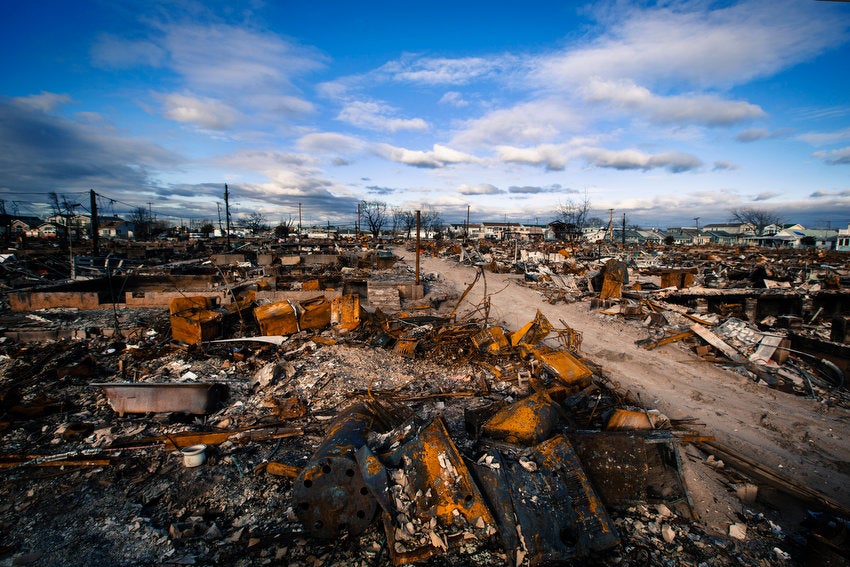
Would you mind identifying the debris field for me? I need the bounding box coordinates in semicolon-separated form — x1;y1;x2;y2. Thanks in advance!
1;238;849;567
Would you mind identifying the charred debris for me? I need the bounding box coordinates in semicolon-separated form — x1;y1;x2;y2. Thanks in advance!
1;237;849;566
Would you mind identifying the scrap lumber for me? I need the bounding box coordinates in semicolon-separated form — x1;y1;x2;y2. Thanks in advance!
689;324;742;362
640;330;695;350
262;461;300;478
109;424;303;449
697;440;850;519
0;456;114;469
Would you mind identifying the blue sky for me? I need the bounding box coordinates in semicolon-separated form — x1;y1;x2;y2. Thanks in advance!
2;0;850;230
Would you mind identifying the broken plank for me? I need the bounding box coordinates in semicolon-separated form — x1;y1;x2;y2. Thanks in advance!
0;457;114;469
689;324;743;362
109;424;304;449
641;330;694;350
264;461;300;478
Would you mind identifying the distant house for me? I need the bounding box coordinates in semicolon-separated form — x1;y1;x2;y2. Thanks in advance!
702;222;755;235
837;224;850;252
9;216;42;239
705;230;747;246
47;213;91;239
662;229;696;245
582;227;608;243
636;229;665;245
752;227;837;249
468;222;524;241
35;223;60;239
98;217;134;239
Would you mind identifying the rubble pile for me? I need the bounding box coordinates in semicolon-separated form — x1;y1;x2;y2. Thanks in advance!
1;239;849;566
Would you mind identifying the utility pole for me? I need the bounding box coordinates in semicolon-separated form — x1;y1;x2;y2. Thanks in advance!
298;203;302;253
356;203;360;239
608;208;614;243
90;189;99;256
224;184;231;249
465;204;470;241
415;210;421;285
621;213;626;247
217;203;223;233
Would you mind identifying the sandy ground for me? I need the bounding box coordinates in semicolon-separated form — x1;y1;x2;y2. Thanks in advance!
396;247;850;534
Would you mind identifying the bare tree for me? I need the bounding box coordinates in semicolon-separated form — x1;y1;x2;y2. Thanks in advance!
391;206;405;236
360;200;388;239
557;193;592;242
274;218;295;239
730;208;782;236
241;211;267;235
128;207;151;240
401;211;417;239
422;207;443;238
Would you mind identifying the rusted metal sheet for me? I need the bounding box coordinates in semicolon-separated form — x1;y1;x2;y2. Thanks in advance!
599;259;628;300
511;310;553;347
168;295;219;315
569;431;693;516
331;294;361;331
293;403;382;539
529;345;593;388
471;326;511;355
474;435;619;564
169;296;223;345
480;390;564;445
254;300;300;335
660;270;695;289
93;382;228;416
381;417;497;565
170;310;222;345
299;296;331;330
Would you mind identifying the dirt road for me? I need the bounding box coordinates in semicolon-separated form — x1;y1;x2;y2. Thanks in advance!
397;247;850;528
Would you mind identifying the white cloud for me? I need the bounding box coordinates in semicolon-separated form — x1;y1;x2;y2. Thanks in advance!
439;91;469;108
735;128;771;143
163;24;325;93
508;185;564;195
579;148;702;173
811;189;850;198
377;143;480;168
379;54;508;85
813;146;850;165
451;100;581;148
13;92;72;113
161;93;238;130
532;1;848;90
297;132;366;154
735;128;792;143
753;192;781;201
458;183;503;195
713;161;737;171
245;94;315;118
584;78;765;126
91;34;166;68
338;101;429;133
798;127;850;147
496;144;568;171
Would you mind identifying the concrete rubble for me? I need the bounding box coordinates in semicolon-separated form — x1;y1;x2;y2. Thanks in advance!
1;236;849;566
